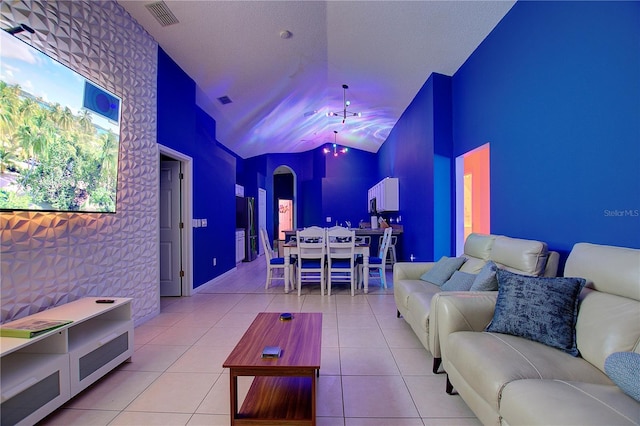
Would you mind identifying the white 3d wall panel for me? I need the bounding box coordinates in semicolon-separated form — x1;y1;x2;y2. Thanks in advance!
0;0;160;324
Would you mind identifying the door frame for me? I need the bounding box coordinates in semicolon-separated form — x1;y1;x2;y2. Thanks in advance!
158;144;193;296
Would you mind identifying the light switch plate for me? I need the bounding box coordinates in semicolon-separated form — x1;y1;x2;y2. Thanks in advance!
326;217;331;223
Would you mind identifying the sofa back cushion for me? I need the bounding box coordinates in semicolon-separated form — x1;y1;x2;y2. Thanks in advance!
490;236;549;276
565;243;640;301
565;243;640;372
459;233;496;274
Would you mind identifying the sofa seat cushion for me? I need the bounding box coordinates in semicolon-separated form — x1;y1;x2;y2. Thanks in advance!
406;290;440;331
447;331;612;412
394;279;439;310
500;379;640;426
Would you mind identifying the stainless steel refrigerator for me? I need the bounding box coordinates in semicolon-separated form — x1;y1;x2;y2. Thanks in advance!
236;196;257;262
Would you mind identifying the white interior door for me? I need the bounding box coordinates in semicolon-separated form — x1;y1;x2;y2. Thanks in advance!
258;188;266;255
159;160;182;296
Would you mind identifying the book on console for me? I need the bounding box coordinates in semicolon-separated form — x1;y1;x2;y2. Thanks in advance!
261;345;281;358
0;318;73;338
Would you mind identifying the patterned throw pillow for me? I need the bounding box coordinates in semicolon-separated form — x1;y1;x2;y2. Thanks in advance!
605;352;640;402
441;271;476;291
486;269;586;356
470;260;499;291
419;256;467;286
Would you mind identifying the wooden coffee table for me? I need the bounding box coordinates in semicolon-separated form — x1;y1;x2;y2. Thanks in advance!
223;312;322;425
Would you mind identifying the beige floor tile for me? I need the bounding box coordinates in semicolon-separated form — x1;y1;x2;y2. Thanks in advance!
66;370;160;410
38;408;119;425
342;375;419;418
133;324;169;344
301;294;338;312
120;344;189;372
110;411;192;425
196;373;252;415
320;346;342;375
173;311;226;328
187;413;230;426
167;346;233;373
382;326;425;349
147;326;210;346
322;325;340;348
378;314;412;330
340;346;400;375
317;375;344;417
216;312;262;329
404;375;477;418
194;326;247;347
422;418;482;426
231;294;276;313
339;326;387;348
390;347;434;376
318;417;346;426
346;418;424;426
125;372;216;413
143;311;188;327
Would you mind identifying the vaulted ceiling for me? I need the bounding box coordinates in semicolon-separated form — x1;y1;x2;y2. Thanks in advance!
118;1;515;159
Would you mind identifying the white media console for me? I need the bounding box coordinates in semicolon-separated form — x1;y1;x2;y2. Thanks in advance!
0;297;134;426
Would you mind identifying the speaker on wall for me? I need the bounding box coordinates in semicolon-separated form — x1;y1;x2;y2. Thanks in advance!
83;80;120;123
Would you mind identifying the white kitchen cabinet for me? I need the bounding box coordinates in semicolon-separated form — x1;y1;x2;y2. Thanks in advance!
236;229;245;263
368;177;399;212
0;298;133;426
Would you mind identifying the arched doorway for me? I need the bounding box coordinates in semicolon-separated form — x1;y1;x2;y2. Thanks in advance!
273;165;296;243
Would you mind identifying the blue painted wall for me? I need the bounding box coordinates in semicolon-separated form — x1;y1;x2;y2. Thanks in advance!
158;48;236;288
451;1;640;260
377;73;453;262
242;147;377;244
158;1;639;286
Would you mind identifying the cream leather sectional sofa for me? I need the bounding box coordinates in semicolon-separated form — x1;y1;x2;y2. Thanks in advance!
393;233;559;373
438;242;640;425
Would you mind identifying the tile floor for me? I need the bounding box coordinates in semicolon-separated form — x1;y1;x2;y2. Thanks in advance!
39;258;480;426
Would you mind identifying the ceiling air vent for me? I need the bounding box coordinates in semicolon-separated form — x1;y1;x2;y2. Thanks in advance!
217;96;233;105
145;1;179;27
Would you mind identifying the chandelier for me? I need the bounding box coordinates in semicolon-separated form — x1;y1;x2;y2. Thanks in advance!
327;84;362;124
324;131;348;156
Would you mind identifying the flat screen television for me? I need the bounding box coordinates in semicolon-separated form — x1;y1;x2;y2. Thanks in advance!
0;29;122;213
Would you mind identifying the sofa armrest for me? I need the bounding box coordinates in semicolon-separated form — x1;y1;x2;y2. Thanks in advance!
393;262;435;281
436;292;498;365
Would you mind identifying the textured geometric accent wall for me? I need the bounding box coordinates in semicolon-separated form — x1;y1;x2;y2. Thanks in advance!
0;0;160;324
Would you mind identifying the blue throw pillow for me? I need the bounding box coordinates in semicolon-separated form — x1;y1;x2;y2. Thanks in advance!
441;271;476;291
604;352;640;402
486;269;586;356
419;256;467;286
470;261;499;291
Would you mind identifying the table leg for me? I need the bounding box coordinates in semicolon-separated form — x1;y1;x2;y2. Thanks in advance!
284;254;290;293
363;256;370;294
229;371;238;424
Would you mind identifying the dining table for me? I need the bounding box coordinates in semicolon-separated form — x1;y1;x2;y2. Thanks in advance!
282;241;371;294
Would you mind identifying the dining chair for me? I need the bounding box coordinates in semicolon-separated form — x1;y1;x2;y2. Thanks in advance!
378;234;398;268
296;227;327;296
362;227;393;289
326;226;357;296
259;228;295;290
